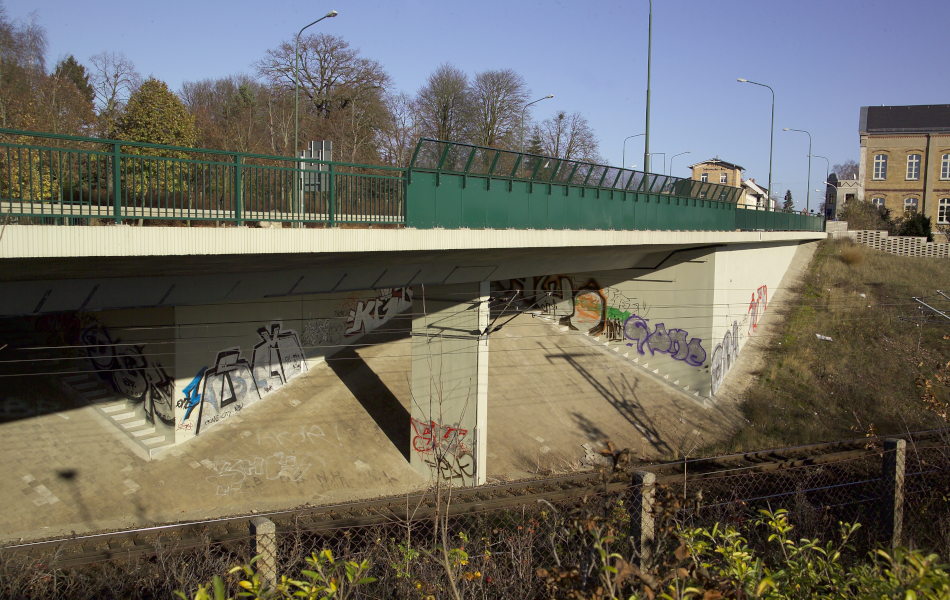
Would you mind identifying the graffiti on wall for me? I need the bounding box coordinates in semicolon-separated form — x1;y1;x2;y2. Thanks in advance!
748;285;768;336
178;322;308;436
344;288;412;337
494;276;705;366
622;316;707;366
710;321;739;395
302;317;343;348
411;417;475;484
710;285;768;395
80;326;175;425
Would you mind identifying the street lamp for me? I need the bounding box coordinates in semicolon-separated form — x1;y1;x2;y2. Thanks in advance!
294;10;338;158
643;0;653;173
622;133;645;173
669;151;690;177
737;78;775;201
520;94;553;176
783;128;812;213
810;153;830;218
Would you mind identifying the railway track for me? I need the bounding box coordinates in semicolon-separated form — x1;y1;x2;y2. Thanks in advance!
3;428;947;569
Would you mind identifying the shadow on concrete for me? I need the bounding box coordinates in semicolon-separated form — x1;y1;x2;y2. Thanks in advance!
547;352;673;456
326;323;412;461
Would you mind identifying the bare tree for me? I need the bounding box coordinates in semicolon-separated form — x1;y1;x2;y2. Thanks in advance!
536;111;601;162
0;6;49;128
378;91;420;167
467;68;528;148
89;51;141;117
257;33;389;120
415;63;469;142
182;74;264;153
832;159;859;180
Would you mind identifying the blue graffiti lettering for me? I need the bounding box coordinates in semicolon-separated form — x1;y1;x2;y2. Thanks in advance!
180;367;207;420
623;315;706;367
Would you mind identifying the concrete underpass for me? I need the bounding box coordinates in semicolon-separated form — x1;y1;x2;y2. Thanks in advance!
0;224;821;542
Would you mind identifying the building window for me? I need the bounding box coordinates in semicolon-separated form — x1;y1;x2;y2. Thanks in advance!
873;154;887;180
906;154;921;180
904;198;918;214
939;198;950;225
720;172;727;183
701;173;708;183
872;197;885;208
942;154;950;180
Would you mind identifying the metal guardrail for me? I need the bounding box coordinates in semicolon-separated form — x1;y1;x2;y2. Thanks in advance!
0;128;406;226
408;138;744;203
0;128;823;233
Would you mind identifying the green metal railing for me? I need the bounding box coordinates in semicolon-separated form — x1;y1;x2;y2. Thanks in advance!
406;138;823;232
0;129;823;233
0;128;406;226
408;138;744;203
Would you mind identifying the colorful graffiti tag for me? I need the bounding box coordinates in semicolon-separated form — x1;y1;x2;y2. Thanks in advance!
178;322;308;436
80;326;175;425
344;288;413;337
410;417;475;484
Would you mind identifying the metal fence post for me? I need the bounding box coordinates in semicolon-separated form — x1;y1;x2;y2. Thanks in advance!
882;438;906;548
249;516;277;588
112;142;122;224
233;154;243;226
328;162;336;227
631;471;656;569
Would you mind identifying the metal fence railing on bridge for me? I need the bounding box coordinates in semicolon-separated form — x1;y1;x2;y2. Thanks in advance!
408;138;744;203
0;128;406;227
407;138;823;232
0;128;823;233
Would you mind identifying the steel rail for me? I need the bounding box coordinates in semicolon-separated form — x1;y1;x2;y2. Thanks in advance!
4;428;946;568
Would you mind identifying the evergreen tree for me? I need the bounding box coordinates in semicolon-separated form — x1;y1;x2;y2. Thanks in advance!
783;189;794;211
116;77;196;155
54;55;94;105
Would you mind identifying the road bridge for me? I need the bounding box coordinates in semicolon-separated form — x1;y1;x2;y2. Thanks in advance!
0;129;823;500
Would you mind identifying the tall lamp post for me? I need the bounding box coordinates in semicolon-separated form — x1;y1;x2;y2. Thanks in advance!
783;128;812;213
622;133;645;170
737;78;775;201
520;94;553;176
643;0;652;173
294;10;338;158
669;150;690;176
521;95;554;154
810;153;830;216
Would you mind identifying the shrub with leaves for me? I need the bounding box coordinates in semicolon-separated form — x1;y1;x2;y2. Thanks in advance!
175;550;375;600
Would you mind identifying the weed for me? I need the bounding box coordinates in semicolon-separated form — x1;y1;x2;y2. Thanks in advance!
721;238;950;453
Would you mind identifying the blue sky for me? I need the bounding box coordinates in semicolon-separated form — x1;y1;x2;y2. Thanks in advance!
13;0;950;211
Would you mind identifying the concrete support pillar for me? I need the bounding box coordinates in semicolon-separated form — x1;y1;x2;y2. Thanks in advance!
249;516;277;588
631;471;656;569
410;282;490;486
882;438;906;548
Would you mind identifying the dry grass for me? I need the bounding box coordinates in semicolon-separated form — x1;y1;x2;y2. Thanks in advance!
720;239;950;453
837;243;865;266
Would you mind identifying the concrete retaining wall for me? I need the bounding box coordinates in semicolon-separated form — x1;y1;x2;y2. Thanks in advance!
493;241;802;398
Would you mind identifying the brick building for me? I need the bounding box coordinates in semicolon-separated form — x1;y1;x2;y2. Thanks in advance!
858;104;950;238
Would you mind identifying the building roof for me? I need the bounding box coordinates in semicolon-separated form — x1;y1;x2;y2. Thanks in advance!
860;104;950;133
687;158;745;171
742;179;767;195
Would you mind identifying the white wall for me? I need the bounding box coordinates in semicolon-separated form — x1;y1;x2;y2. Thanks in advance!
172;288;413;441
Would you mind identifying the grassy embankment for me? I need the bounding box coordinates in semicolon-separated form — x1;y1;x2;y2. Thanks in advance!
725;238;950;452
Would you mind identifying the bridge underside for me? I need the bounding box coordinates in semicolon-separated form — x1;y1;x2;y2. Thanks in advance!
0;225;821;316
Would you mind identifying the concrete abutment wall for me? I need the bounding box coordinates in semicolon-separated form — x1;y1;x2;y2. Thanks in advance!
19;239;809;461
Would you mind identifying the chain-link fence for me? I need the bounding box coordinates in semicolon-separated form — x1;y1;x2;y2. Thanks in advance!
2;442;948;599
